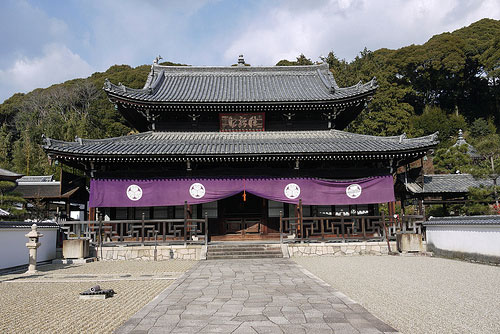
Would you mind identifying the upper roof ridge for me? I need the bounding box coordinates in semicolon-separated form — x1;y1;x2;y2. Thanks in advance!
151;62;329;72
103;61;378;104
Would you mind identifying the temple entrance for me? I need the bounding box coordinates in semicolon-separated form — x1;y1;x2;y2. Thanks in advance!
215;192;269;239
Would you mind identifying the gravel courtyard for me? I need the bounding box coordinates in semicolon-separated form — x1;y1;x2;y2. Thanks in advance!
0;260;196;334
294;256;500;334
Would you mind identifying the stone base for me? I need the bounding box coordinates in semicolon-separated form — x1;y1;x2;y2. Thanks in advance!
63;239;90;259
427;243;500;265
52;257;96;265
200;245;207;260
392;251;433;257
397;233;424;252
281;244;290;258
95;245;202;261
79;294;108;300
288;241;403;257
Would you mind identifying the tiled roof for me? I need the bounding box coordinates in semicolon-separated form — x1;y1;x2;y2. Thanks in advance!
424;215;500;226
104;63;377;103
402;174;497;194
0;168;23;181
0;221;59;229
43;130;438;158
422;174;495;193
14;182;61;198
17;175;54;183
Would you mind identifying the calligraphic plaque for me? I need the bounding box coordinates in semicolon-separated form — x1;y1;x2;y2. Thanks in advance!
219;113;265;132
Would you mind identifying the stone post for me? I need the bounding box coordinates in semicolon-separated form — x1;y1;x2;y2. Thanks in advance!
25;224;43;274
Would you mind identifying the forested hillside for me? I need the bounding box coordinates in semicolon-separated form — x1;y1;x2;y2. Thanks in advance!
0;18;499;178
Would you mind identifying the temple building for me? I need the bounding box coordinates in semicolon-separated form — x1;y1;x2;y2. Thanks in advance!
42;57;438;241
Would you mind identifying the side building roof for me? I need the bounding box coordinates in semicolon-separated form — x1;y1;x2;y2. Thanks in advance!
0;221;59;229
43;130;438;162
0;168;23;181
424;215;500;226
402;173;497;194
104;63;377;104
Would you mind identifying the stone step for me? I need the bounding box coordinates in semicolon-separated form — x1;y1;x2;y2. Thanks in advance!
208;254;283;260
207;243;283;259
207;247;280;252
209;244;280;248
207;250;282;256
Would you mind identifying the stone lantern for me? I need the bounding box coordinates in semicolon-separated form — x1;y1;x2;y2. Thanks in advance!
25;224;43;274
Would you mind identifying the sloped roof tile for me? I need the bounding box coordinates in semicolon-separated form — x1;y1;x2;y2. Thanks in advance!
424;215;500;226
104;64;377;103
43;130;438;157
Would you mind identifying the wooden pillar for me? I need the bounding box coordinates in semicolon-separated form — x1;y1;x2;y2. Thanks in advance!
89;207;96;221
262;198;268;235
388;201;396;224
65;200;71;218
45;201;50;219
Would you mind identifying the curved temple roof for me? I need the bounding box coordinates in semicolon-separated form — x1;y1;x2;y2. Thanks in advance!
43;130;438;161
103;63;377;104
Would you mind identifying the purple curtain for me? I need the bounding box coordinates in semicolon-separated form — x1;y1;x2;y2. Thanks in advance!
89;176;394;207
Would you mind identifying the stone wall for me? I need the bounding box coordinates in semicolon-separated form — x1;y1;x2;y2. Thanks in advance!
94;245;202;261
287;241;398;257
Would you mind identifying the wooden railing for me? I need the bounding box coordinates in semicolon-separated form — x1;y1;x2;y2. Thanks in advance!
57;213;208;246
279;208;424;243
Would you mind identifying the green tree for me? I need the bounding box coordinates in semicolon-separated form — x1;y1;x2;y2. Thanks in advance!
276;54;314;66
471;134;500;206
433;145;472;174
0;124;13;169
464;185;499;215
409;106;467;145
0;181;26;218
469;118;496;138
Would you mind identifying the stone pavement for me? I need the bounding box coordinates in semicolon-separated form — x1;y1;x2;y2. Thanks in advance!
115;259;398;333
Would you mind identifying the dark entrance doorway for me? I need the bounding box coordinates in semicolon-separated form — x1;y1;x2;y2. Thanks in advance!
217;192;267;236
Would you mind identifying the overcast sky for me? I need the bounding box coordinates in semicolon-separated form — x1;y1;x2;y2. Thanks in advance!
0;0;499;103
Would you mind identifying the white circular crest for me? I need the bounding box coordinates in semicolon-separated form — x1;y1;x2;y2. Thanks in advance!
284;183;301;199
126;184;143;201
346;184;362;199
189;183;206;199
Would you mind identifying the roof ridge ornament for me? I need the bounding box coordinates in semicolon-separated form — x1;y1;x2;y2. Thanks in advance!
399;133;407;143
118;82;126;93
237;55;245;66
103;78;111;90
41;134;51;146
153;55;163;65
370;76;377;88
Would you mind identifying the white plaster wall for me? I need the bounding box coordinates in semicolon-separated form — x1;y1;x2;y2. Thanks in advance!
0;228;58;269
426;225;500;257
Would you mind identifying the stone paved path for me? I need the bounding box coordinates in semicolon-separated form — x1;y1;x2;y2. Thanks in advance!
115;259;398;334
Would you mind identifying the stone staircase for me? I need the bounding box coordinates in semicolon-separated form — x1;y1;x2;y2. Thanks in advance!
207;243;283;260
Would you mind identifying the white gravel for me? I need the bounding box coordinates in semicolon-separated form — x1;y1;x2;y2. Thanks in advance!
0;260;196;334
294;256;500;334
